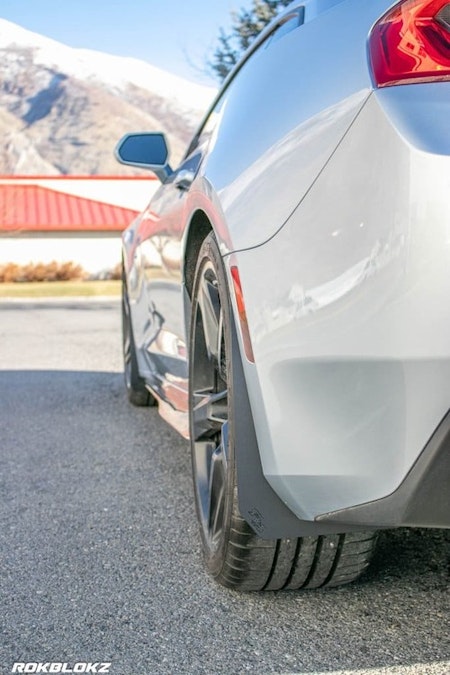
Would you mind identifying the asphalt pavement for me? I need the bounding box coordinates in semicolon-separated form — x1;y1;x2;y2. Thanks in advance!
0;299;449;675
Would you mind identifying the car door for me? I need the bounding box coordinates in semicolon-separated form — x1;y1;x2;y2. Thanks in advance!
129;153;202;412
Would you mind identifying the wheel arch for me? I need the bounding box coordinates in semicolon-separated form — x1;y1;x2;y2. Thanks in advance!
183;209;214;299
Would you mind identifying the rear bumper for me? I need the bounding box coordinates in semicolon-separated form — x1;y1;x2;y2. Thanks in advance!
317;409;450;530
233;351;450;537
227;86;450;530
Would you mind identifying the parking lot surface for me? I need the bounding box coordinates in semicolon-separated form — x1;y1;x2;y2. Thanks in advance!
0;300;449;675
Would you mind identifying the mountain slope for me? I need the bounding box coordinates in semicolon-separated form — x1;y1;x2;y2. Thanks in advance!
0;19;216;175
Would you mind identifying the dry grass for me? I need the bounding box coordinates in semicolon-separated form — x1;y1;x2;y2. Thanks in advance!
0;280;121;298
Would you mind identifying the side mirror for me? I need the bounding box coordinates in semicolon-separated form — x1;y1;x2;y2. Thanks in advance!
115;132;173;182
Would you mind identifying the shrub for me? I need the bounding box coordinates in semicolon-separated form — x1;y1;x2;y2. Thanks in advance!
0;261;86;283
0;263;21;283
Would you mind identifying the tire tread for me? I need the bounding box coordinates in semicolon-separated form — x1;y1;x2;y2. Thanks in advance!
216;519;378;591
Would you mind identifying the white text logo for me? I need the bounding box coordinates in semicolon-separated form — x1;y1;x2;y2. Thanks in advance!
12;664;112;674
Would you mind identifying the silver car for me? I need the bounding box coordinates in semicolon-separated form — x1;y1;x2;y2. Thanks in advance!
115;0;450;590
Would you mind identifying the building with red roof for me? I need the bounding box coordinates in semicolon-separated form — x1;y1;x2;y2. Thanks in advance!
0;176;158;275
0;183;139;232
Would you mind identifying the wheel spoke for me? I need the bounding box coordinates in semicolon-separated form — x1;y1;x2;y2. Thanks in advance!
192;388;227;441
217;310;227;383
122;290;132;380
123;320;131;359
194;440;216;497
123;335;130;359
208;445;226;542
204;423;229;544
198;272;221;364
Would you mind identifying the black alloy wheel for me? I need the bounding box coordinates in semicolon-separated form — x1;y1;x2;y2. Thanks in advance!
190;246;229;560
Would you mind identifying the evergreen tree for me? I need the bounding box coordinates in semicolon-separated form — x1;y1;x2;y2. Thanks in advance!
210;0;293;82
211;29;241;83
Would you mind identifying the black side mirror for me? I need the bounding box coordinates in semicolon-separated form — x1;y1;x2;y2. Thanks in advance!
115;132;173;182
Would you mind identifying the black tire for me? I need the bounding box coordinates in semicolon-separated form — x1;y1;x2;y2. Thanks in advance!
189;233;378;590
122;274;156;407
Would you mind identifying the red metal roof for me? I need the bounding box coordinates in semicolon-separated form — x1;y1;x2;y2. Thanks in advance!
0;175;155;181
0;184;139;232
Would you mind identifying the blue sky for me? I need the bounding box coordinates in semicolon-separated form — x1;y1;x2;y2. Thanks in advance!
0;0;240;85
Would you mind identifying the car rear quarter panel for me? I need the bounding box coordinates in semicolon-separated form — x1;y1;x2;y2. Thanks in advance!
201;0;392;254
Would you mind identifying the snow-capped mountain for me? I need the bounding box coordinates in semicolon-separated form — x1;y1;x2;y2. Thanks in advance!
0;18;216;175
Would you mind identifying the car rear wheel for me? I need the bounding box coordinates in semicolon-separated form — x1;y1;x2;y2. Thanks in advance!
122;273;155;407
189;233;378;590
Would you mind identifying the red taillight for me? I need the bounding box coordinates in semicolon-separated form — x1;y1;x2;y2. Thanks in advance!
369;0;450;87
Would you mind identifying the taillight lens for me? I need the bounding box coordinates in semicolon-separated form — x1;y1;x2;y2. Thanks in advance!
370;0;450;87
